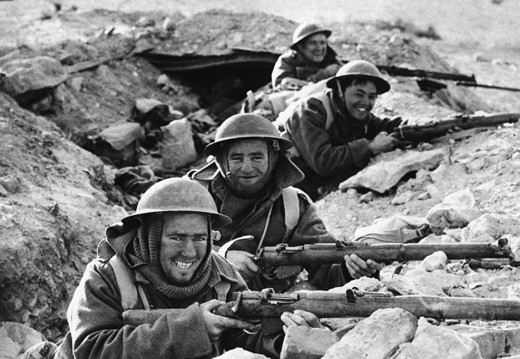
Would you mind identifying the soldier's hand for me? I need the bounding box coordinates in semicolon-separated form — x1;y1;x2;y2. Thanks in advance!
344;254;383;279
368;131;404;155
200;300;256;342
281;309;322;333
226;250;260;280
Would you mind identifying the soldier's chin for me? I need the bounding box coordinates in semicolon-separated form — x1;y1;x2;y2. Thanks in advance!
229;178;266;198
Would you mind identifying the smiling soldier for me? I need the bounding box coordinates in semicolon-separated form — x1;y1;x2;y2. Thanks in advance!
271;22;343;90
29;177;325;359
189;113;382;293
277;59;405;200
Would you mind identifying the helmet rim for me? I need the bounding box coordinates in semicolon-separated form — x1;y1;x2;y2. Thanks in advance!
121;178;231;228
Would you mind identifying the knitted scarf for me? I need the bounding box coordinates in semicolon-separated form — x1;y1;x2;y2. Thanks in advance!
132;214;216;299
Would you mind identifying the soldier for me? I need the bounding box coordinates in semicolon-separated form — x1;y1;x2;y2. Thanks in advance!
271;22;343;90
189;113;382;293
277;59;405;200
25;178;321;359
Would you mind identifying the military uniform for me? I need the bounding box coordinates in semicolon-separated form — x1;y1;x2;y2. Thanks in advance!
53;222;283;359
271;47;341;88
190;156;351;292
282;89;400;199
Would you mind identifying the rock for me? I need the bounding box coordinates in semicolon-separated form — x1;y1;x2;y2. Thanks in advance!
506;283;520;299
280;326;339;359
463;269;489;287
419;234;457;243
426;203;482;231
452;325;520;359
386;268;464;296
392;317;482;358
93;122;144;168
359;191;376;203
322;308;417;359
444;228;463;241
339;149;446;194
464;156;490;173
0;56;68;105
134;98;165;114
162;17;176;32
69;76;84;92
443;188;476;208
329;277;385;293
460;213;503;243
448;287;477;297
419;251;447;272
0;175;21;194
0;322;46;359
391;190;417;205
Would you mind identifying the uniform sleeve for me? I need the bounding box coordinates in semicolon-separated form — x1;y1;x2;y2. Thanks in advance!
288;195;336;246
272;52;298;88
285;99;372;177
67;260;213;359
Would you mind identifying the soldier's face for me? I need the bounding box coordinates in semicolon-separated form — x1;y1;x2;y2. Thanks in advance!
298;33;328;63
159;213;209;284
343;80;378;122
225;139;271;195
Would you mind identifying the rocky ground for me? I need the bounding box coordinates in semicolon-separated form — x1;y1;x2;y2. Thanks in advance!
0;1;520;358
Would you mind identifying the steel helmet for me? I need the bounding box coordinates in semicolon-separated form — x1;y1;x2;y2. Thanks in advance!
204;113;293;157
123;177;231;228
326;59;391;94
291;23;332;50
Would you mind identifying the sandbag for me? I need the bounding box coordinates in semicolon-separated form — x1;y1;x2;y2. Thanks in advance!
158;118;198;171
354;215;432;244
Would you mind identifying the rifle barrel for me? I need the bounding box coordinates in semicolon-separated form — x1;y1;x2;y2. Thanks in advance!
259;242;511;267
456;81;520;92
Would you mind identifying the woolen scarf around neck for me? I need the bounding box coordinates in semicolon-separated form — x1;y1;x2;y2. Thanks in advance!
131;214;215;299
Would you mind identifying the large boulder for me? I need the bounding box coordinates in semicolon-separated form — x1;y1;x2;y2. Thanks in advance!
392;317;482;358
322;308;417;359
339;149;446;194
0;56;68;105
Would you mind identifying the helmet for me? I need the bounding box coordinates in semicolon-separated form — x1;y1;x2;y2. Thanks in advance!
123;178;231;228
204;113;293;157
291;23;332;50
326;60;391;94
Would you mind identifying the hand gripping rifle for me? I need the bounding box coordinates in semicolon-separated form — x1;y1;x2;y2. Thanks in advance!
253;238;514;268
390;112;520;144
123;287;520;328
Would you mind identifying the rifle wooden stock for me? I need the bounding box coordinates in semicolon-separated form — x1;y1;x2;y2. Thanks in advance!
256;241;511;267
123;289;520;324
391;112;520;143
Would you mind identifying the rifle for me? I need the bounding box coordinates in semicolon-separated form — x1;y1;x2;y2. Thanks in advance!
253;239;514;268
376;65;476;83
391;112;520;144
123;287;520;325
